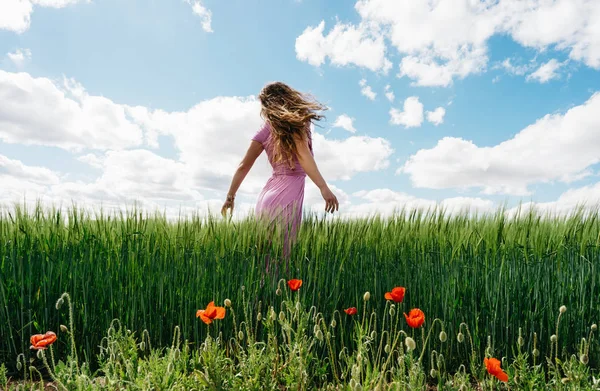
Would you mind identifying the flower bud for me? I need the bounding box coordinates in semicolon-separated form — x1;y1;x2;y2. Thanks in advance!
331;319;337;328
457;332;464;343
430;369;438;377
580;354;589;365
518;336;524;347
241;285;245;292
60;324;68;333
370;330;377;339
279;311;286;322
295;301;301;312
532;348;540;357
276;288;282;296
551;335;558;343
405;337;416;351
559;305;567;314
389;307;396;317
316;330;324;341
55;297;64;310
270;309;276;321
238;331;244;341
314;325;320;335
224;299;231;307
439;331;447;342
257;312;262;321
327;331;331;340
37;349;43;359
349;379;356;389
140;341;146;351
384;344;390;354
16;361;22;371
363;292;370;302
591;324;597;332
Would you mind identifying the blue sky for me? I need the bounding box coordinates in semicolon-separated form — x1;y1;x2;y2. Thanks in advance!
1;0;600;218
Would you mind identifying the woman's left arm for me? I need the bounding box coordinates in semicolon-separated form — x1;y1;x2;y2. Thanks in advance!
221;140;264;216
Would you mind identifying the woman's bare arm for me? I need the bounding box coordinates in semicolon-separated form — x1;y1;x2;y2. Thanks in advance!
221;140;264;216
294;134;339;212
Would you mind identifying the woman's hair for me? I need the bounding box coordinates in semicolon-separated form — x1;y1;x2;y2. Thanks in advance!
258;81;327;169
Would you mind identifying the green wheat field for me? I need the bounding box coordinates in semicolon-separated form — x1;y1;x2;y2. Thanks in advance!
1;202;599;390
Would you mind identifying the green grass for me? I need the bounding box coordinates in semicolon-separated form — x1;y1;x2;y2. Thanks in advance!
1;201;599;379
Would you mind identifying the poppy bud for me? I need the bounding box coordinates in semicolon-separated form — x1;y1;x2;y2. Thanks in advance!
238;331;244;341
439;331;447;342
354;383;363;391
457;332;464;343
405;337;416;351
389;307;396;317
580;354;589;365
551;335;558;343
559;305;567;314
349;379;356;388
592;324;597;332
561;378;569;384
140;341;145;351
276;288;282;296
37;349;43;359
257;313;262;321
295;301;301;312
370;330;377;339
55;298;64;310
270;309;276;321
314;325;319;335
363;292;371;302
430;369;437;377
331;319;337;328
241;285;245;292
60;325;68;333
384;344;390;354
16;361;22;371
532;348;540;357
224;299;231;308
327;332;331;339
315;330;324;341
518;336;524;347
279;311;285;322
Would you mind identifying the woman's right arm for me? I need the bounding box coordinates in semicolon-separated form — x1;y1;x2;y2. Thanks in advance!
293;133;339;213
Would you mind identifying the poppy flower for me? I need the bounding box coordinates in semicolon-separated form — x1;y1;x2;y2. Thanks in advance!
30;331;57;350
344;307;357;316
196;301;226;325
287;279;302;291
404;308;425;328
384;287;406;303
484;357;508;382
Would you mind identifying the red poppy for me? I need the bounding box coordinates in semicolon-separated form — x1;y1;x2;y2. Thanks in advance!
30;331;57;350
287;279;302;291
344;307;357;316
404;308;425;328
196;301;226;325
484;357;509;382
384;287;406;303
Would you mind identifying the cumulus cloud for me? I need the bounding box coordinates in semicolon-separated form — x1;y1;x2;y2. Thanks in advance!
0;0;86;33
332;114;356;133
7;48;31;67
296;0;600;86
359;79;377;100
426;107;446;126
295;21;392;73
526;59;564;83
390;96;424;128
187;0;213;32
384;84;394;102
399;92;600;195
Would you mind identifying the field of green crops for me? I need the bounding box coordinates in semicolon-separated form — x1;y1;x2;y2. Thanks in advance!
1;202;600;387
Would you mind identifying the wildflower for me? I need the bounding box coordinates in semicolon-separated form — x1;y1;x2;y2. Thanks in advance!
276;288;282;296
405;337;416;351
344;307;358;316
384;287;405;303
30;331;57;350
224;299;231;308
196;301;226;325
457;332;465;343
559;305;567;314
439;331;447;342
404;308;425;328
363;291;371;302
484;357;508;382
287;279;302;291
551;334;557;343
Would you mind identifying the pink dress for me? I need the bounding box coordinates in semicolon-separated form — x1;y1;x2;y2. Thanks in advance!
251;122;313;260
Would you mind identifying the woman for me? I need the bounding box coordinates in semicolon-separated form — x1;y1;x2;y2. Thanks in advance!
220;81;339;271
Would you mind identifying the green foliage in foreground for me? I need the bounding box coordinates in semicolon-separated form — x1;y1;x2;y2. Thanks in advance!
3;292;600;390
1;202;600;374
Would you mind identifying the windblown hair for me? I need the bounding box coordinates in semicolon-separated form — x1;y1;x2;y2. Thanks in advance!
258;82;327;169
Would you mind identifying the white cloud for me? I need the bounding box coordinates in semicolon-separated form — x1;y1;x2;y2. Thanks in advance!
497;57;534;76
296;0;600;86
295;21;392;73
359;78;377;100
332;114;356;133
399;92;600;195
7;48;31;67
0;70;145;151
384;84;394;102
0;0;86;33
187;0;213;33
526;59;564;83
77;153;104;169
426;107;446;126
390;96;424;128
